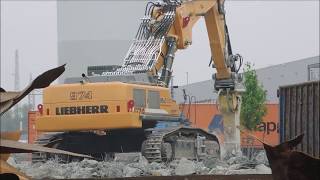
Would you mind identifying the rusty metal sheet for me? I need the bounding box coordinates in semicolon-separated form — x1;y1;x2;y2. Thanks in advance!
0;92;20;103
0;139;92;159
279;81;320;158
0;64;66;115
0;131;21;161
91;174;274;180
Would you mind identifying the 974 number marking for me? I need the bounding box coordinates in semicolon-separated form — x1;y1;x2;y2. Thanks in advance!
70;91;92;100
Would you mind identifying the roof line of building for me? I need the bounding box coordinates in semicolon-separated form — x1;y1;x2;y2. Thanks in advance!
178;55;320;87
257;55;320;71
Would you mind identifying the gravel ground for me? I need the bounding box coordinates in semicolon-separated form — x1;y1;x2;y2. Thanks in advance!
8;151;271;179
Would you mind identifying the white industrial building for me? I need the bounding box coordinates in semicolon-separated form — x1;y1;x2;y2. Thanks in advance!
57;1;146;82
173;56;320;104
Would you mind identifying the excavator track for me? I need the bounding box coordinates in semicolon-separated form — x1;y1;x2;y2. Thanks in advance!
142;127;220;163
142;129;176;162
32;133;60;162
32;129;147;163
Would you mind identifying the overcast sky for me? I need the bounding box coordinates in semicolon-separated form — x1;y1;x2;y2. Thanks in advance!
1;0;319;90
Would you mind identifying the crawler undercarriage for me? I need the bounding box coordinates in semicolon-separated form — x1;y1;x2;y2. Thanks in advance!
33;126;220;163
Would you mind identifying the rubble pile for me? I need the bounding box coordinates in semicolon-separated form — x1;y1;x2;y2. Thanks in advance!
8;151;271;179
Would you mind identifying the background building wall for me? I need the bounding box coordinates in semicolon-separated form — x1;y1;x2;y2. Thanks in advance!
256;56;319;102
174;56;320;104
57;1;145;82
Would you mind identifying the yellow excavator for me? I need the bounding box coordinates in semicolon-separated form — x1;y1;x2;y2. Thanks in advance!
34;0;243;162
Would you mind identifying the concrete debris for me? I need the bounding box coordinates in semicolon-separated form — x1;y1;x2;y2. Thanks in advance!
150;169;171;176
123;166;142;177
228;163;242;170
98;162;125;178
7;157;17;167
194;161;210;175
174;157;195;175
114;152;140;163
226;155;249;165
80;159;98;168
203;157;228;169
9;151;272;179
226;168;257;175
254;151;269;165
255;164;272;174
138;155;149;167
208;165;228;175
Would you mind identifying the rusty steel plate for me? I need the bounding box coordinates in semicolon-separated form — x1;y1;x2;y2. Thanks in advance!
0;64;66;115
0;139;92;159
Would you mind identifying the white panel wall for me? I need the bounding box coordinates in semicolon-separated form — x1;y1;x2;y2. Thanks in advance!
174;56;320;104
57;1;146;81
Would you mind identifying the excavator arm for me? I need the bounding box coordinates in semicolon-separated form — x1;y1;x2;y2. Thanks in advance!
149;0;243;154
105;0;242;91
149;0;241;90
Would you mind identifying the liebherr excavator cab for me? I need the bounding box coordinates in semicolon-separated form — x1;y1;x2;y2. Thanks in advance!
35;0;243;162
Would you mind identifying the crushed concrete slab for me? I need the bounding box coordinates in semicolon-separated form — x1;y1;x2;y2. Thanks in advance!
255;164;271;174
80;159;98;168
255;151;269;165
227;163;242;170
138;155;149;167
203;157;228;169
208;165;228;175
99;162;125;178
114;153;140;163
150;169;172;176
6;157;17;167
123;166;142;177
226;155;249;165
194;161;210;175
174;157;195;175
225;169;257;175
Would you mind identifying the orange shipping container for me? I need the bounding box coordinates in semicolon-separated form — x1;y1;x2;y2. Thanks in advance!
180;103;279;148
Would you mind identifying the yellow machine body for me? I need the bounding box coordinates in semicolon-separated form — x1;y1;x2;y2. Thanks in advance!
36;82;180;132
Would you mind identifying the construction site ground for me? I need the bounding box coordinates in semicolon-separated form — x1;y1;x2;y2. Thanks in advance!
8;151;272;179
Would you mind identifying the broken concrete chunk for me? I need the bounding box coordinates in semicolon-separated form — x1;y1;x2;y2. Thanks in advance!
255;164;271;174
203;157;228;168
114;152;141;163
227;163;242;170
174;158;195;175
226;169;257;175
194;161;210;175
255;151;269;165
80;159;98;168
150;169;172;176
138;155;149;167
123;166;142;177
